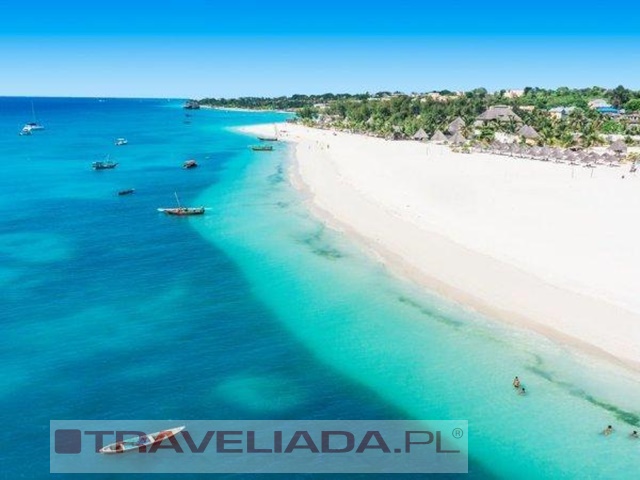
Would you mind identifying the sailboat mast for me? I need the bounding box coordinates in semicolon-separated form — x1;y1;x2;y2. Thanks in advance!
174;192;181;207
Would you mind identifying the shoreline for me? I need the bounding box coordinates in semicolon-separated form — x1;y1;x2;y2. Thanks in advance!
238;123;640;373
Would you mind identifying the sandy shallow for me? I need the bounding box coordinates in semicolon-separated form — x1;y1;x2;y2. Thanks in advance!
239;123;640;370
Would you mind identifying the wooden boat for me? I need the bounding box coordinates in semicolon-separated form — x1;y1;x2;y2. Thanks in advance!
183;159;198;169
257;136;278;141
99;426;185;454
160;207;205;216
251;145;273;151
93;160;118;170
158;193;206;216
117;188;135;196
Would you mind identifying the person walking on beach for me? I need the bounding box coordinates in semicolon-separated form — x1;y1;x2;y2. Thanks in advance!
513;376;521;388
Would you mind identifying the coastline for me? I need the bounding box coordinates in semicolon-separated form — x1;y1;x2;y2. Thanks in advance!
239;123;640;372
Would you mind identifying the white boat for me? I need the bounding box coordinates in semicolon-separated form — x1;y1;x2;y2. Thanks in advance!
22;102;44;132
115;138;128;146
99;426;185;454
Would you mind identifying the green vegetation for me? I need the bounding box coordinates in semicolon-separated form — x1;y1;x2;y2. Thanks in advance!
199;86;640;146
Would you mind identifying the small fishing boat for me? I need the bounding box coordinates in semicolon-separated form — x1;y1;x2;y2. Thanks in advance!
161;207;205;216
257;136;278;141
183;159;198;169
117;188;135;196
251;145;274;151
99;426;185;454
158;193;206;216
115;138;128;146
93;160;118;170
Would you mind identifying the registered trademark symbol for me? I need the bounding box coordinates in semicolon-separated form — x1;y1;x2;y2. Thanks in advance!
452;428;464;439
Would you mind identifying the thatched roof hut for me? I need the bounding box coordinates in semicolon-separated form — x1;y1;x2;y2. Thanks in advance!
609;139;627;154
447;117;466;135
413;128;428;141
450;131;466;145
518;125;540;140
431;130;448;143
476;105;522;124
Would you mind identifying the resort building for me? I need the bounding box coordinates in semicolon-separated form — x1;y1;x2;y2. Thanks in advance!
503;89;525;98
588;99;611;109
475;105;522;125
549;106;576;120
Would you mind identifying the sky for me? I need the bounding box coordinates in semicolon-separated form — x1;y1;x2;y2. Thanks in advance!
1;0;640;98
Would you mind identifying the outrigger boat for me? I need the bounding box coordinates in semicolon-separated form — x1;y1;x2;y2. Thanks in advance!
99;426;185;454
251;145;273;151
158;193;206;216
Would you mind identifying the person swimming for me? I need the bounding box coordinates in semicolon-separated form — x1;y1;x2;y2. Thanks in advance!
513;376;521;388
603;425;614;436
630;430;639;439
518;387;526;396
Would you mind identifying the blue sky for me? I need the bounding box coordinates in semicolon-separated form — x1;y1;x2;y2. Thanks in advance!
1;0;639;98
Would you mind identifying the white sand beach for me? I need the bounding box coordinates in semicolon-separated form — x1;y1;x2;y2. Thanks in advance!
240;123;640;369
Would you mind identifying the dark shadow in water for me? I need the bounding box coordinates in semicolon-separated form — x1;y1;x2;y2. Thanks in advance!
295;224;345;261
526;355;640;427
398;295;464;329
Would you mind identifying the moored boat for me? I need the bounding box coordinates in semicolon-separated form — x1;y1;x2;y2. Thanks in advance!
160;207;205;216
257;136;278;141
183;159;198;169
117;188;135;196
25;122;44;131
115;138;128;146
99;426;185;454
251;145;274;151
158;192;206;216
93;160;118;170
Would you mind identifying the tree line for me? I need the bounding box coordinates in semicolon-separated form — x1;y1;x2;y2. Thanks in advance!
198;86;640;147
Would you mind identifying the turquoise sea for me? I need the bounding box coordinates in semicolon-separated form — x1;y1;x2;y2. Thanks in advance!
2;98;639;479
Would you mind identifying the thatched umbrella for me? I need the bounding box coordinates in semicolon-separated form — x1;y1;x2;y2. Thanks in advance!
609;140;627;155
430;130;448;143
450;131;466;145
518;125;540;140
413;128;428;141
447;117;466;135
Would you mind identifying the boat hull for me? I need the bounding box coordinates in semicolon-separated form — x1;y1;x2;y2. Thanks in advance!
99;426;185;454
159;207;205;216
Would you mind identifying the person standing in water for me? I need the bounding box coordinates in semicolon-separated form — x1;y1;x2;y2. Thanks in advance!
603;426;614;436
513;377;521;388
